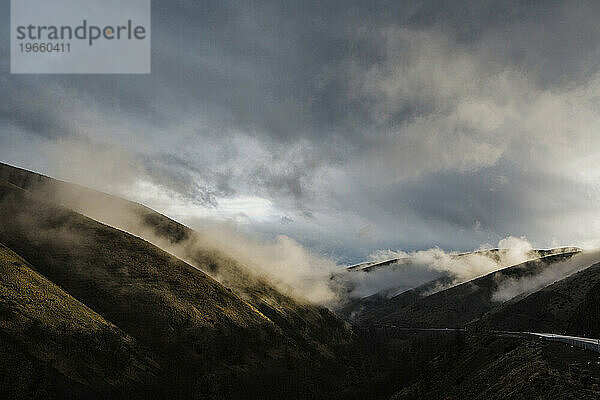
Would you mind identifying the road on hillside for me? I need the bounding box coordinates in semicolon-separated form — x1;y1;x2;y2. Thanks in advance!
368;325;600;353
526;332;600;353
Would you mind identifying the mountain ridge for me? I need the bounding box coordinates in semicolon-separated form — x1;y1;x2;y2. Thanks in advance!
0;173;353;398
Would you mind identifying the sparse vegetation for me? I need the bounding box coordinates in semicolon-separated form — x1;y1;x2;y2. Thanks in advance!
0;172;355;399
1;163;600;399
345;251;580;329
0;243;159;399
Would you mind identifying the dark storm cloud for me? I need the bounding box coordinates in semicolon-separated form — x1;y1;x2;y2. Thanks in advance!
2;0;600;257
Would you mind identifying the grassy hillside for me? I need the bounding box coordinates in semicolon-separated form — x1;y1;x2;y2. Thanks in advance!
0;163;352;356
341;248;581;327
569;275;600;337
0;243;159;399
3;162;599;399
369;251;580;328
391;334;600;400
338;273;455;325
0;177;355;399
477;260;600;335
339;247;579;326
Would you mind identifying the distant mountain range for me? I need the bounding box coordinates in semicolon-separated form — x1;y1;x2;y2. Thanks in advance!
341;245;600;335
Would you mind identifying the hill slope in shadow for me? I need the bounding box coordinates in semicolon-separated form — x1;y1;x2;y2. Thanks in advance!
339;247;580;326
363;251;584;328
476;254;600;335
0;175;352;399
0;162;351;356
0;243;159;399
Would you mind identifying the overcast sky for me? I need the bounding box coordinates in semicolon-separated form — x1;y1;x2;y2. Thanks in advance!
2;0;600;263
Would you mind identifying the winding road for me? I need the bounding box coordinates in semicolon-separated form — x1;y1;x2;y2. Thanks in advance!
526;332;600;353
367;325;600;353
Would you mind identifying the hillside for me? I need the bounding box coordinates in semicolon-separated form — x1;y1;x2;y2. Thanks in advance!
0;177;353;399
3;162;600;399
362;251;581;328
391;334;600;400
0;243;159;399
0;163;351;355
339;247;580;325
339;273;455;324
476;255;600;335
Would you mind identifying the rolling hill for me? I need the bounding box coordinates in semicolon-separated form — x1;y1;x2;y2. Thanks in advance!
338;273;455;324
0;243;159;399
0;162;352;356
2;162;600;399
391;334;600;400
476;253;600;335
341;247;583;327
349;250;584;328
0;172;353;399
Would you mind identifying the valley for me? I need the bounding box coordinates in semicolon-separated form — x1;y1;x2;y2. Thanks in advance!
1;162;600;399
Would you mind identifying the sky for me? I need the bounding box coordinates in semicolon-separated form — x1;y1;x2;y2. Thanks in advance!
2;0;600;264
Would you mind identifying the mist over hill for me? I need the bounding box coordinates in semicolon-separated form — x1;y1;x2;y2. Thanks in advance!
4;1;600;398
1;163;600;399
0;169;357;399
